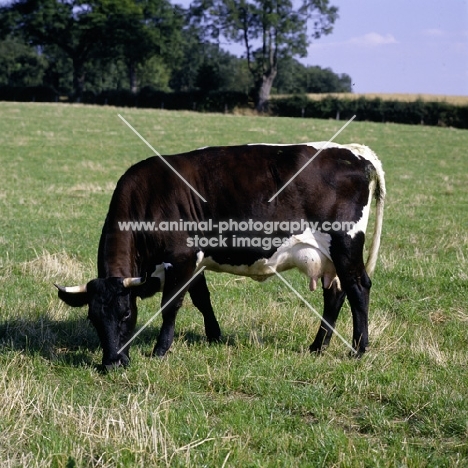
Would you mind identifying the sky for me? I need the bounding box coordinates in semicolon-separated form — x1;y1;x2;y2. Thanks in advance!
177;0;468;96
303;0;468;95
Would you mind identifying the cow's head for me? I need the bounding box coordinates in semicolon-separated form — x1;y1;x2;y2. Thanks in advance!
56;264;170;370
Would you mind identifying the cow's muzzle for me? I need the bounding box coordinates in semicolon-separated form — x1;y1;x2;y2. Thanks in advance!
103;353;130;371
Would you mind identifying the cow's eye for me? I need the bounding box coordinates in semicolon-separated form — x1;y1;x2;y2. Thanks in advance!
121;310;131;322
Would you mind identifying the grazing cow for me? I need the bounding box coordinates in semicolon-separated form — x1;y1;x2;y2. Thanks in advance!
56;141;385;369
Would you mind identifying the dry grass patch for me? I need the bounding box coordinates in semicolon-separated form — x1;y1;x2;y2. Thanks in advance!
453;308;468;323
19;249;92;284
0;358;231;467
410;328;468;367
47;181;116;196
379;251;399;272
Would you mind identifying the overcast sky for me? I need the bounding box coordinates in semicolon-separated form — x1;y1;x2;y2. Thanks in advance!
177;0;468;96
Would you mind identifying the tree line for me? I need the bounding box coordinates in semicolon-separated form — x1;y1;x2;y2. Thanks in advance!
0;0;351;110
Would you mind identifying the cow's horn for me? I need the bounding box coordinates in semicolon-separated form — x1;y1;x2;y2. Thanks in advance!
122;277;145;288
54;283;87;293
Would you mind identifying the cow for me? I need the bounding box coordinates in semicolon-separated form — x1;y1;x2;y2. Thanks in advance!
56;141;386;370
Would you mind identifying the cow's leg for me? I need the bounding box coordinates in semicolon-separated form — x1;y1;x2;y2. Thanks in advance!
188;273;221;342
152;262;195;357
328;232;371;356
309;281;346;353
345;269;371;356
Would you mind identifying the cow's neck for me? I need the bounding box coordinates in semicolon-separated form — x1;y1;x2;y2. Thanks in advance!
98;226;137;278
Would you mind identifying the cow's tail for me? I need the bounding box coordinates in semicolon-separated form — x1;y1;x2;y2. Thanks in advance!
365;157;386;277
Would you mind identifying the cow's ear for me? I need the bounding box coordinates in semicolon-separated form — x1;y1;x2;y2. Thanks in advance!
55;284;89;307
133;277;162;299
134;262;172;298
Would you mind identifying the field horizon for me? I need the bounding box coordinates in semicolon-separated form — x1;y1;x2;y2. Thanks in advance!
0;102;467;467
302;92;468;106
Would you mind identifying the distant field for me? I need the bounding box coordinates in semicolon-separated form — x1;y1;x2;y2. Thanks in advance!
0;102;467;467
303;92;468;105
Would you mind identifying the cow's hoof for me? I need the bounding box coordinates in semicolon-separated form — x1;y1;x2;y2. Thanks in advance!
152;347;168;358
207;335;222;344
309;341;327;354
205;324;221;343
349;347;367;358
104;362;121;372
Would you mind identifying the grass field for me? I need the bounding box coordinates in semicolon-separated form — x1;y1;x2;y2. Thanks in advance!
0;102;467;467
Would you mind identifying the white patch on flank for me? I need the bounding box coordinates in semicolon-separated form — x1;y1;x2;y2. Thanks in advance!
308;143;385;240
196;250;205;268
247;141;386;239
347;179;375;239
306;142;386;200
246;141;385;240
150;262;172;290
196;228;340;292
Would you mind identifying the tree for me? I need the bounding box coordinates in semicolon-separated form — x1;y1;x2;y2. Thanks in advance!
137;56;172;91
274;57;352;94
194;46;252;92
189;0;338;111
0;37;47;86
0;0;114;100
304;65;351;93
102;0;184;93
0;0;182;100
169;28;252;93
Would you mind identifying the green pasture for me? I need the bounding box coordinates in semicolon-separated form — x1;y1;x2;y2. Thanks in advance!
0;102;467;467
